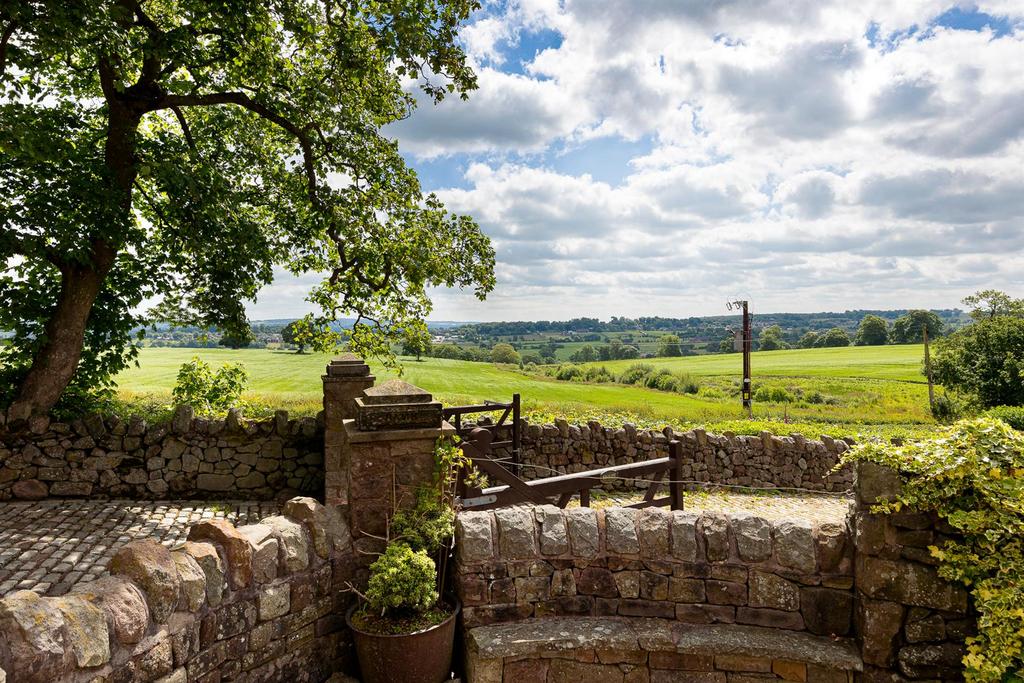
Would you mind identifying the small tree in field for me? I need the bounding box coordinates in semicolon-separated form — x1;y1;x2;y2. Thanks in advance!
218;327;255;350
491;343;520;365
658;334;683;357
0;1;494;419
758;325;788;351
402;333;432;361
798;331;819;349
890;310;944;344
280;321;308;354
815;327;850;347
855;315;889;346
570;344;597;363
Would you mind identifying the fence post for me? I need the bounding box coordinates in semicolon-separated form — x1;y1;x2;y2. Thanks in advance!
669;440;684;511
511;393;521;477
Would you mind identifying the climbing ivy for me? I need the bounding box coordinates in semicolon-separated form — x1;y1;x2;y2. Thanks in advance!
845;418;1024;682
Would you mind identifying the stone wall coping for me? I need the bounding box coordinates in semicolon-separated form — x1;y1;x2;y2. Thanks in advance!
341;418;455;443
457;505;850;576
467;616;863;671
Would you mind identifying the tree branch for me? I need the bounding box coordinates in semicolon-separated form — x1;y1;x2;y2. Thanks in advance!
170;106;196;151
157;92;320;207
0;20;16;79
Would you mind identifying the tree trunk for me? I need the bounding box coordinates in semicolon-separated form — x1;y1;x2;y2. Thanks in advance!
8;93;137;419
8;263;109;419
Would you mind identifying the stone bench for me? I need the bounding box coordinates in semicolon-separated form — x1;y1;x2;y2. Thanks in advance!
465;616;863;683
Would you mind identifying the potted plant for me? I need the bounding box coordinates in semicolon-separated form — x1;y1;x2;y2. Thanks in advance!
345;439;479;683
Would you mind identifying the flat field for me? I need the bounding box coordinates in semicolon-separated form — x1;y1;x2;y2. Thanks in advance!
115;344;935;439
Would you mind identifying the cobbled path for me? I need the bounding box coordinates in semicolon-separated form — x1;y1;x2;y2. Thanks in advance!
576;488;852;525
0;499;278;597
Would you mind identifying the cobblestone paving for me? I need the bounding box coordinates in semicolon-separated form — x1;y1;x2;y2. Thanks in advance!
0;500;278;597
576;488;852;525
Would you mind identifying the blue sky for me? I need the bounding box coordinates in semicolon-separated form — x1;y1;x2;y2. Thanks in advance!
253;1;1024;322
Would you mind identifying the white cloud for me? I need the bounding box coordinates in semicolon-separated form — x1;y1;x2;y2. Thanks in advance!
253;1;1024;320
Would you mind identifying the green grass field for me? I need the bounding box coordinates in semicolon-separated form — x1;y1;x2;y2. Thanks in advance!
114;344;936;440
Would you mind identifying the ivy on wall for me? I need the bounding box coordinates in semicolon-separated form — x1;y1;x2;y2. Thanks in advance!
846;418;1024;682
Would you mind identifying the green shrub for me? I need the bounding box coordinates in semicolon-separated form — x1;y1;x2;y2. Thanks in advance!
555;364;583;381
675;373;700;395
753;385;792;403
584;366;613;383
388;487;455;555
985;406;1024;431
365;543;438;615
930;394;961;422
618;363;653;385
172;357;248;414
644;369;678;392
844;419;1024;682
697;386;725;399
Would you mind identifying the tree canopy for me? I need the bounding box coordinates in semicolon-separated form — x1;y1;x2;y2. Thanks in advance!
854;314;889;346
218;327;255;350
890;310;944;344
490;343;520;365
758;324;788;351
797;331;819;349
933;314;1024;408
816;327;850;348
962;289;1024;321
0;0;494;418
658;334;682;357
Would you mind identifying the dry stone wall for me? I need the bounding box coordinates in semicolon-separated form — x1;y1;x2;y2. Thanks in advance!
0;407;324;502
480;418;853;492
0;496;356;683
853;462;975;682
455;505;854;635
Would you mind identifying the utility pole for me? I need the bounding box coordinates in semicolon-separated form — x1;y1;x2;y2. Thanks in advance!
727;300;753;417
923;325;935;411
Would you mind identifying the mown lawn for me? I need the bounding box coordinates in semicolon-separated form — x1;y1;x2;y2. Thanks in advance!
115;345;937;440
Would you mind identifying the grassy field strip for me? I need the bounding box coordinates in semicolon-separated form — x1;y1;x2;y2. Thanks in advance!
580;345;927;382
114;345;936;435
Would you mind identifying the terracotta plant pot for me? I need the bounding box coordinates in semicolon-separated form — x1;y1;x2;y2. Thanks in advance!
346;599;461;683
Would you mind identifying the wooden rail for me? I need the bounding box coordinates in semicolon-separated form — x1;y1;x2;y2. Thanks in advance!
457;428;684;511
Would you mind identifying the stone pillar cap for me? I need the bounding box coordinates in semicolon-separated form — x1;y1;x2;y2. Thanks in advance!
360;379;432;405
354;380;442;431
325;353;371;377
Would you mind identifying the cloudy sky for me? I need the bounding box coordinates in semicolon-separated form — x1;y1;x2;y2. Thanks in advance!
253;1;1024;322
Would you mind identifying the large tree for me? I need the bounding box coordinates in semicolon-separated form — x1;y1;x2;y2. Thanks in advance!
962;289;1024;321
815;327;850;348
933;316;1024;407
854;314;889;346
658;334;682;357
890;310;944;344
757;324;788;351
0;1;494;418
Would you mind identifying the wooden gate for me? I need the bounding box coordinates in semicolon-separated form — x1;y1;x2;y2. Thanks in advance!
442;394;521;473
456;428;685;511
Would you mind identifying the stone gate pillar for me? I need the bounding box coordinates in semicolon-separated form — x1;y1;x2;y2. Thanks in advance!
853;461;972;681
323;354;375;509
325;374;454;581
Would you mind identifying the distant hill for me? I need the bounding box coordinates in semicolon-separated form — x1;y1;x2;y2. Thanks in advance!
451;309;967;338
